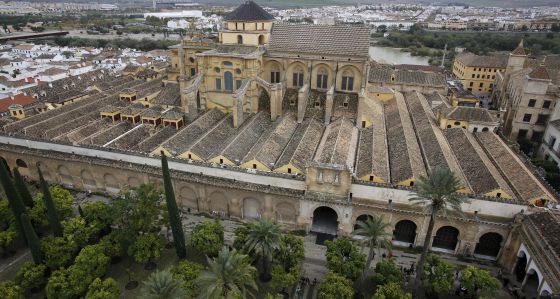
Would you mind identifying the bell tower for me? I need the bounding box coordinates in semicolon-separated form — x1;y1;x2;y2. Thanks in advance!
219;1;275;46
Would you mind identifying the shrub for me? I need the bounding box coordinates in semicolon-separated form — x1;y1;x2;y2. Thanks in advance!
15;262;47;290
190;220;224;257
170;260;203;298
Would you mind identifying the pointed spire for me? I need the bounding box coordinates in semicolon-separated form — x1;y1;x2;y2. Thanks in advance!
511;39;526;56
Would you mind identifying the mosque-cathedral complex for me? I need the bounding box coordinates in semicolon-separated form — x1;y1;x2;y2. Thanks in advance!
1;1;559;295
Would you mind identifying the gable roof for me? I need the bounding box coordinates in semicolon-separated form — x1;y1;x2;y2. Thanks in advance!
529;66;550;80
268;23;370;58
224;1;274;22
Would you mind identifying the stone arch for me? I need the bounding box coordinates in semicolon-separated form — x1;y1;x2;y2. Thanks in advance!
287;61;307;89
179;186;198;211
312;63;333;90
242;197;261;219
353;214;373;230
514;249;528;282
311;206;338;235
237;35;243;44
37;162;50;181
208;191;228;215
103;173;119;193
336;65;362;92
57;165;73;186
523;266;541;298
258;34;265;45
274;202;297;224
80;169;97;190
474;232;503;258
393;219;417;245
15;158;27;168
264;60;283;84
432;225;460;252
127;177;141;188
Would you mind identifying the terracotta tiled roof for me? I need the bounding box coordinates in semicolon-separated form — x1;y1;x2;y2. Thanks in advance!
455;52;508;68
223;1;274;21
440;106;496;123
526;210;560;259
0;94;36;112
269;23;370;57
528;66;550;80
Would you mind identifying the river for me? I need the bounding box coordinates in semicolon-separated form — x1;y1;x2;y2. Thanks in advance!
369;46;430;65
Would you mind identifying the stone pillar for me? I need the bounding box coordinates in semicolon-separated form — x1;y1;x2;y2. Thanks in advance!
263;196;274;219
178;45;185;76
229;197;241;219
324;86;334;125
297;84;309;123
233;93;244;128
269;84;282;121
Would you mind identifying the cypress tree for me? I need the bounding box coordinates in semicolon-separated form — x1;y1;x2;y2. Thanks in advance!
37;165;63;237
13;167;34;207
161;153;186;259
0;161;26;239
78;204;85;219
20;213;42;264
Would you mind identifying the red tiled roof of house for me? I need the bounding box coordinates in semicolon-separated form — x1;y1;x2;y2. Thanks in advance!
0;93;36;112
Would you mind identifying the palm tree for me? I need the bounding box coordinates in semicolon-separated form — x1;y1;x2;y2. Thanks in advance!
409;167;467;295
243;218;281;282
197;247;258;299
141;269;185;299
352;214;392;285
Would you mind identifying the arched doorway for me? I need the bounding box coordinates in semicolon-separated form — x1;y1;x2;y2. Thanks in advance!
514;252;528;282
179;186;198;211
393;220;417;245
353;214;373;231
81;169;97;191
432;226;459;252
58;165;73;186
311;206;338;236
103;173;119;193
522;269;539;298
258;34;265;45
474;232;503;259
243;198;261;220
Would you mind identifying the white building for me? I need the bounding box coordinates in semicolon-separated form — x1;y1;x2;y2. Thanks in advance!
538;119;560;169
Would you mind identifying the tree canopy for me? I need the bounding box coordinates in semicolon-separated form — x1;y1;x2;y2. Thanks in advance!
325;236;366;282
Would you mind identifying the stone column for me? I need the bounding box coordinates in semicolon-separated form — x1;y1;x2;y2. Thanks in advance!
297;84;309;123
324;86;334;125
233;93;244;128
263;195;274;219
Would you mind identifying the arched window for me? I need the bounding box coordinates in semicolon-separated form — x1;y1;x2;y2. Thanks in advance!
270;64;280;83
224;71;233;91
293;66;304;88
341;70;354;91
317;68;328;89
237;35;243;44
482;127;489;132
258;35;265;45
